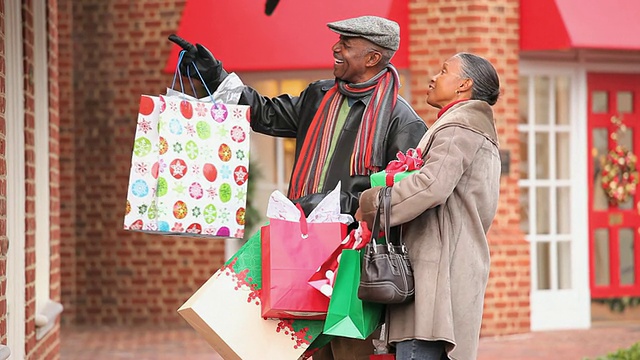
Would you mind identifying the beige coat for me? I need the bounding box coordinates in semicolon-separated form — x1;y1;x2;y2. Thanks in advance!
359;100;501;360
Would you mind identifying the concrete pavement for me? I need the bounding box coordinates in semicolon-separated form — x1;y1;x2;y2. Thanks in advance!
60;321;640;359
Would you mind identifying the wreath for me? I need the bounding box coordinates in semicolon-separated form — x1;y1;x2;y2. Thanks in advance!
601;145;639;205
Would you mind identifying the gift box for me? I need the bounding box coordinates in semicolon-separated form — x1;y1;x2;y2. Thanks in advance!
370;148;423;187
178;230;326;360
370;169;419;187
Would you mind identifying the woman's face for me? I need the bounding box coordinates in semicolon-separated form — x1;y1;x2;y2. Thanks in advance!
331;36;377;84
426;56;466;109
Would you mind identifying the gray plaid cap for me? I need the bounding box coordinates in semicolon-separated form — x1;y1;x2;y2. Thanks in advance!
327;15;400;51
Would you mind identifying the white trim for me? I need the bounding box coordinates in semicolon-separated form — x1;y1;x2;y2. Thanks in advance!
572;67;591;327
0;346;10;360
518;61;591;330
34;0;54;323
33;0;62;339
6;0;27;357
34;300;63;340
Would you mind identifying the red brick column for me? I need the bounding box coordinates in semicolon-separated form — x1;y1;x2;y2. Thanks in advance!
0;0;7;346
58;0;77;326
60;0;228;326
408;0;530;336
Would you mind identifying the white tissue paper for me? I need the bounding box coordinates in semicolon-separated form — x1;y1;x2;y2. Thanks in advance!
266;182;354;225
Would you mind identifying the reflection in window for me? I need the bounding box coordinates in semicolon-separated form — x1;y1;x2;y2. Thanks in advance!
592;91;608;113
535;132;550;179
557;186;570;235
558;241;572;289
619;228;635;285
617;91;633;114
283;138;296;185
556;132;570;179
556;76;571;125
535;76;550;124
537;241;551;290
594;229;610;286
592;128;609;210
536;186;550;235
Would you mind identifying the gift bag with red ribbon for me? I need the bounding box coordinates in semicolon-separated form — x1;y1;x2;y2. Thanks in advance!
308;221;371;298
261;184;351;320
370;148;423;187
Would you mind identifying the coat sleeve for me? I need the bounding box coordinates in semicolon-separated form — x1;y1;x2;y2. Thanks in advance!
238;83;322;138
360;126;485;227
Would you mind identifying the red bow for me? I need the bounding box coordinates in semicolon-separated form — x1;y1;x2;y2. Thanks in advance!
384;148;423;186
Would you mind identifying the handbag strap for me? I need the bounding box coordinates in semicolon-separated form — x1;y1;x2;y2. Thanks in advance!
367;189;386;251
382;186;407;252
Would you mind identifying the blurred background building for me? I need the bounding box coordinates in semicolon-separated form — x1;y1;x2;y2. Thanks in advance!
1;0;640;358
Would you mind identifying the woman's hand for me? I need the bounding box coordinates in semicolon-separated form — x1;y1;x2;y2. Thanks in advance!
355;207;363;222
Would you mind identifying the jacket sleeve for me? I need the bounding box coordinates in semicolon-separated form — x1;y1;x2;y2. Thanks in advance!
238;83;323;138
360;126;485;227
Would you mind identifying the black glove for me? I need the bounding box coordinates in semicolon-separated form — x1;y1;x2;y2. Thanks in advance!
168;34;228;92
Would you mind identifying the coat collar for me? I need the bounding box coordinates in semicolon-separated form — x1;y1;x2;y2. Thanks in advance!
417;100;499;152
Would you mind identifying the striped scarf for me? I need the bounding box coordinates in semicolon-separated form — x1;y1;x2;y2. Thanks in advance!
288;65;400;200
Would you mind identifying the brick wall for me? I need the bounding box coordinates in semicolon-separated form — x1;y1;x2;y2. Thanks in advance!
409;0;530;336
59;0;228;326
0;0;7;347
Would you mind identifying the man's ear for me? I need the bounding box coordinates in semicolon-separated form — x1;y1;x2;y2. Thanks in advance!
366;51;383;68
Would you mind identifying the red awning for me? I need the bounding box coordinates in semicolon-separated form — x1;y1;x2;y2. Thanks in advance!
165;0;408;73
520;0;640;51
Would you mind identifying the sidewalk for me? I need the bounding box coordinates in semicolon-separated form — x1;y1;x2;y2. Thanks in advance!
60;321;640;360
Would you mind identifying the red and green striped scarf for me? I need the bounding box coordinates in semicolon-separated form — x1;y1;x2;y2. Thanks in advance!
288;65;400;200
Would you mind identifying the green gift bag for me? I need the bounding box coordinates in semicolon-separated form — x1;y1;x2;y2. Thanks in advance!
322;249;384;339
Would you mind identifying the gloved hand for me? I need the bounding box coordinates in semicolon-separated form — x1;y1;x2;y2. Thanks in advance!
168;34;229;92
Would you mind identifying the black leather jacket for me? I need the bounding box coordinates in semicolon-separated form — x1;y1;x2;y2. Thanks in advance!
239;79;427;218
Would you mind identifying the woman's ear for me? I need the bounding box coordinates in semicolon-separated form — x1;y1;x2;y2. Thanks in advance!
459;78;473;93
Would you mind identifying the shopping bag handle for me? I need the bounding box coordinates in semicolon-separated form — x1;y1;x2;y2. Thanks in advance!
171;50;194;96
295;203;309;239
171;50;216;104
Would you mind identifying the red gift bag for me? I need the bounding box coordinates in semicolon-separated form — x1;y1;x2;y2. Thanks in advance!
262;204;347;320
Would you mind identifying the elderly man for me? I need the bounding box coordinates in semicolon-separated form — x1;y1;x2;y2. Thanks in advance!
170;15;426;359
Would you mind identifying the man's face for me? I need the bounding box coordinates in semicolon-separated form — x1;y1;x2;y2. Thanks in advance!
426;56;465;109
331;36;376;84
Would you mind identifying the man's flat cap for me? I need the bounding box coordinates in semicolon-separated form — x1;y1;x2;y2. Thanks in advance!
327;15;400;51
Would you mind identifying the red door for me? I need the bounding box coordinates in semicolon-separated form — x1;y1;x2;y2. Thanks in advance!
588;73;640;298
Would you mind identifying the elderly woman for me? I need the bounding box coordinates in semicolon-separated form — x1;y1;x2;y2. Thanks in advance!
356;53;501;360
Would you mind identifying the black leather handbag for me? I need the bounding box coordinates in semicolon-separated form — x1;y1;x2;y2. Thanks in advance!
358;186;415;304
